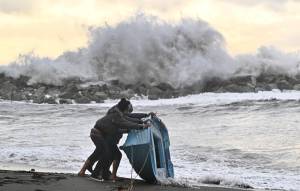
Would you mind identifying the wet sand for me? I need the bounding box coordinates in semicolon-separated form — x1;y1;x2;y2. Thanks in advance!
0;169;253;191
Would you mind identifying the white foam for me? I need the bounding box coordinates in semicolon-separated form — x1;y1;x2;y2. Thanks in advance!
93;90;300;108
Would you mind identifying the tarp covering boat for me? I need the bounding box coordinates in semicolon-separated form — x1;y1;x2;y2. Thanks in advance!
120;116;174;183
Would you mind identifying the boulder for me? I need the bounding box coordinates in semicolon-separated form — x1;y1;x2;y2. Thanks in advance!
276;80;293;90
293;84;300;90
178;86;195;96
15;75;30;88
33;96;45;104
75;96;91;104
148;87;163;100
93;91;108;100
59;99;73;104
256;74;277;83
131;83;150;96
203;77;225;92
87;92;106;103
44;97;57;104
255;82;272;91
223;84;254;93
161;90;176;99
120;89;135;99
155;83;174;91
32;87;47;103
108;87;122;99
230;75;254;86
60;83;79;99
12;91;26;101
0;81;17;99
34;87;46;96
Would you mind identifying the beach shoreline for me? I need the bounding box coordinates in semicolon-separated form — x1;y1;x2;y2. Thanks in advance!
0;169;252;191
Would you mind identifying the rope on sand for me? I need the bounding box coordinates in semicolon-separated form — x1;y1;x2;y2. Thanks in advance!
128;144;151;191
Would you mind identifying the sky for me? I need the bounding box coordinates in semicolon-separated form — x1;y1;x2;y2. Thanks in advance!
1;0;300;65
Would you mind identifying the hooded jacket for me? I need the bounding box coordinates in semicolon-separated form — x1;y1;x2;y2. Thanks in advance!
94;106;144;137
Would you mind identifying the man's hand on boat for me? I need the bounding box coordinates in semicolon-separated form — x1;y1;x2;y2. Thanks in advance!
148;112;157;118
142;122;151;129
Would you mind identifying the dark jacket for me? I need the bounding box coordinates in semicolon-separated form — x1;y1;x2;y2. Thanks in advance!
97;105;149;144
94;106;144;137
107;105;148;124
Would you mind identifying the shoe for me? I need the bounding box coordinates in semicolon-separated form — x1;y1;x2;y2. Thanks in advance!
89;174;103;182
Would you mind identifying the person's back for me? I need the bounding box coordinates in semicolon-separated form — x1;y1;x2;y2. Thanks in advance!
94;104;144;137
94;111;120;136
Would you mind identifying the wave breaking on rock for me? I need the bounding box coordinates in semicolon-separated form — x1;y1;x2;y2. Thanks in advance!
0;14;300;103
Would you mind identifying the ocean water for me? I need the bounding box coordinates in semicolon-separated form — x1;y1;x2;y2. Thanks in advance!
1;91;300;190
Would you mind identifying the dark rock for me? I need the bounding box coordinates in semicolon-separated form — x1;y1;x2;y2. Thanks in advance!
131;83;150;96
47;88;61;97
0;81;17;99
285;76;299;85
101;84;109;91
277;80;293;90
11;91;25;101
161;90;176;99
59;99;72;104
148;87;163;100
203;77;225;92
32;87;47;103
0;72;5;79
255;82;272;91
109;79;126;90
44;97;57;104
15;75;30;87
110;79;120;86
75;96;91;104
108;86;122;99
94;92;108;100
92;97;104;103
214;87;226;93
256;74;277;84
60;83;79;99
150;83;177;99
80;85;100;96
223;84;254;93
293;84;300;90
62;77;82;85
120;89;135;99
33;97;44;104
155;83;174;91
34;87;46;96
86;91;107;103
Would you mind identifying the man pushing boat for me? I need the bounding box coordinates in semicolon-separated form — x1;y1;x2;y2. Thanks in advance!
78;98;155;180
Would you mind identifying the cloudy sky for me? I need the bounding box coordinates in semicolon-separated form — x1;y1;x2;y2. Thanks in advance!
1;0;300;65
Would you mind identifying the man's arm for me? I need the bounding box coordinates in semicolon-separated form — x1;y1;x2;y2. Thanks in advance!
127;113;148;119
124;115;143;124
113;116;145;130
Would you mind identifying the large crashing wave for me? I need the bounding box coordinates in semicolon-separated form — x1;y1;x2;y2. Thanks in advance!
236;46;300;77
0;14;300;87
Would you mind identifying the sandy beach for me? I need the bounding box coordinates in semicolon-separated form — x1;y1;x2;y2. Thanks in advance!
0;170;252;191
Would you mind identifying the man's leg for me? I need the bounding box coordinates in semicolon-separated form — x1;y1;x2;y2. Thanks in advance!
92;139;112;180
111;144;122;180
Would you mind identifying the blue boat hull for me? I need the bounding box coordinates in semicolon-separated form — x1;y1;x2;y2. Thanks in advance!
120;116;174;183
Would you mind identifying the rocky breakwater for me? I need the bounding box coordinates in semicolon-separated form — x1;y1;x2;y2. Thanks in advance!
1;73;300;104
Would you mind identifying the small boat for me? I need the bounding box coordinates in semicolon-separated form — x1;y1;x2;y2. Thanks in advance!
120;116;174;183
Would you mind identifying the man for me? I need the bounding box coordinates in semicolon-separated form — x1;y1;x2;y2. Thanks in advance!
102;99;155;180
78;98;153;180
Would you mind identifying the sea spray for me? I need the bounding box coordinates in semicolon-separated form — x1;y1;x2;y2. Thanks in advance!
0;14;236;86
236;46;300;77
